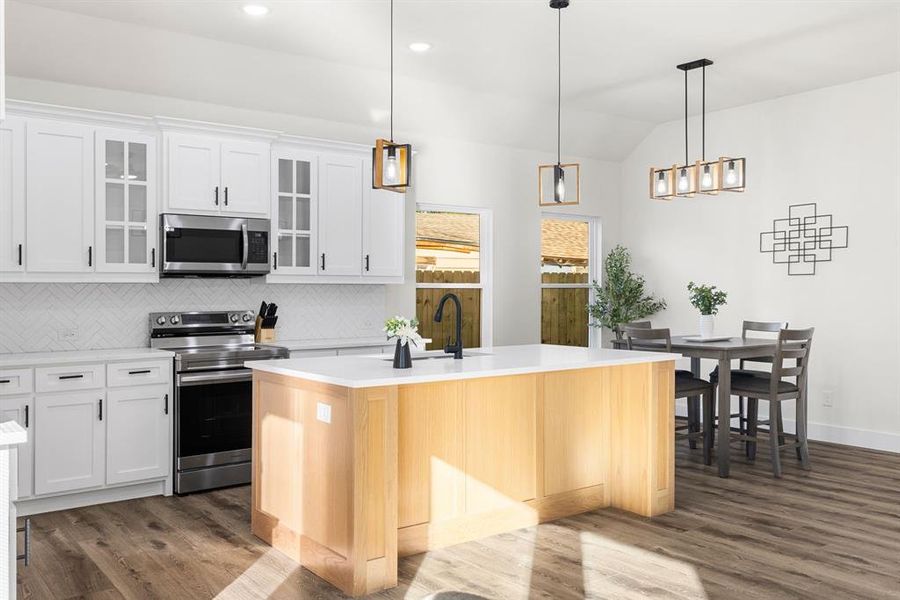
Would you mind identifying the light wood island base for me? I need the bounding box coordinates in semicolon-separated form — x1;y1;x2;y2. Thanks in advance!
251;360;675;597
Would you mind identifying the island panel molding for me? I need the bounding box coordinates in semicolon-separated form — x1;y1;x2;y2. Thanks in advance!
760;202;849;276
249;347;676;596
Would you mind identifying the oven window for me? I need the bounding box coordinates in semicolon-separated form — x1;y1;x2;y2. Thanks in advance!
177;379;251;457
166;228;242;264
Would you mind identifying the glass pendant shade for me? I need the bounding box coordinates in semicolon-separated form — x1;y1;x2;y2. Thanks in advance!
539;163;580;206
718;156;746;192
674;163;697;197
649;166;676;200
372;138;411;192
696;159;720;194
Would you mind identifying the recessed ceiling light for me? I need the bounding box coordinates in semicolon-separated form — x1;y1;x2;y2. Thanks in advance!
242;4;270;17
408;42;432;53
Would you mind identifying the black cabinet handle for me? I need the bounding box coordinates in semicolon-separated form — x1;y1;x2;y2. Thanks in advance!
88;246;93;267
128;369;151;375
24;405;29;428
214;186;219;206
18;244;22;266
273;251;277;270
98;398;103;421
365;254;370;272
224;187;229;206
58;374;84;380
151;248;156;268
321;253;326;270
0;379;10;384
164;393;169;415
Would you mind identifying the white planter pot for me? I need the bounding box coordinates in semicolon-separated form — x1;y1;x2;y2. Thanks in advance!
699;314;715;339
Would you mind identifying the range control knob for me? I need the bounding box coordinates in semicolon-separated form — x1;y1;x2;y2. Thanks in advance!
242;313;253;322
170;315;180;325
155;316;166;325
230;314;239;323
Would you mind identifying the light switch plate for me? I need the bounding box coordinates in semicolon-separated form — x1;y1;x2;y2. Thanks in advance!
316;402;332;424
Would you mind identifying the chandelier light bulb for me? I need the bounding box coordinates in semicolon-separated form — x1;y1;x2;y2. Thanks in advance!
677;168;689;192
656;172;667;194
701;165;713;188
725;160;738;185
384;152;399;185
556;173;566;202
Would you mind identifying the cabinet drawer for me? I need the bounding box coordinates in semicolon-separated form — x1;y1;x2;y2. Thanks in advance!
107;360;170;388
35;364;105;393
0;369;33;396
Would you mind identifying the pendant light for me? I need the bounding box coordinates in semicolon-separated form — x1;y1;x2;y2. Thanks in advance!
372;0;411;193
649;59;746;200
538;0;580;206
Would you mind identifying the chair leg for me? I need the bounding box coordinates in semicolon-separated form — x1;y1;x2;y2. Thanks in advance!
738;396;745;436
777;408;786;447
769;401;783;478
746;398;758;461
797;394;811;470
687;396;699;450
702;389;714;466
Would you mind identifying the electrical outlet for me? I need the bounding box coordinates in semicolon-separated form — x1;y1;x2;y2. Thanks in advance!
316;402;332;424
58;327;79;341
823;389;834;407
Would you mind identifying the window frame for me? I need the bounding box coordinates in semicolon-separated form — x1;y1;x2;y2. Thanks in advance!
540;212;602;348
415;203;493;349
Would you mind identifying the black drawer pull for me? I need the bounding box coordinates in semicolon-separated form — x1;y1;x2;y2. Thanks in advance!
128;369;152;375
24;405;29;428
0;379;10;384
17;518;31;566
58;374;84;380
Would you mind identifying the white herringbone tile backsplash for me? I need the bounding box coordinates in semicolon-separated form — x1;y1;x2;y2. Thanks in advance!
0;281;386;353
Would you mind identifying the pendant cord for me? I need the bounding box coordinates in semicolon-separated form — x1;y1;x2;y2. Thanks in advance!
702;64;706;161
389;0;394;143
683;69;688;166
557;6;561;167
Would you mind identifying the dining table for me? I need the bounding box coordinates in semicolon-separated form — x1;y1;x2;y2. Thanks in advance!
613;335;781;477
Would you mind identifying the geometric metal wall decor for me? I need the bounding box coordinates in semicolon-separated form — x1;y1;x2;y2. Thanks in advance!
760;203;849;276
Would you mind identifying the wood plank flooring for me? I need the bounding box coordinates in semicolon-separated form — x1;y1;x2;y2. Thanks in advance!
17;434;900;600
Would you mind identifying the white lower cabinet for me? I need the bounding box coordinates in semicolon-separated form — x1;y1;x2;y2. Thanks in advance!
0;395;33;498
106;385;169;485
34;391;105;496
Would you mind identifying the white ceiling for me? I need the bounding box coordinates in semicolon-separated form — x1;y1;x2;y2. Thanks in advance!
7;0;900;159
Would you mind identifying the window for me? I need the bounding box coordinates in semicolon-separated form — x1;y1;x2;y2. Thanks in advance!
416;205;492;350
540;215;599;347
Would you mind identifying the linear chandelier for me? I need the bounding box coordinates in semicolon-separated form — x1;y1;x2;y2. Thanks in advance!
538;0;579;206
372;0;411;193
649;58;745;200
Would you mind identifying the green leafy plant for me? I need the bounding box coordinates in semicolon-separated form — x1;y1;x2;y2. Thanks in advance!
588;245;667;339
687;282;728;315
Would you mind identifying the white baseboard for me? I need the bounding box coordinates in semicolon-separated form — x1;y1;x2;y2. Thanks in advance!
16;479;168;517
674;404;900;454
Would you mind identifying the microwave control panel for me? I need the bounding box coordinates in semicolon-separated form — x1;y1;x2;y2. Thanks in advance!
248;231;269;264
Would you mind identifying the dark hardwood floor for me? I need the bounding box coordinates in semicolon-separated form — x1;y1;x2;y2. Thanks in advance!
17;434;900;600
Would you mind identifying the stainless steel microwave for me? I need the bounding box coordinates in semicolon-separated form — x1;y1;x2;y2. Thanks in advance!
160;214;270;277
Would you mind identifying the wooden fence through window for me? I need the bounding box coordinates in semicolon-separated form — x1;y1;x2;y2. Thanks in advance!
416;270;481;351
541;272;590;347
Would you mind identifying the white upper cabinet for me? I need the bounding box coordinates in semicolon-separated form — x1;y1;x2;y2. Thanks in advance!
0;117;25;272
25;120;94;273
166;134;221;212
95;130;157;273
363;185;405;278
165;134;269;217
318;154;363;276
221;141;270;215
271;150;317;275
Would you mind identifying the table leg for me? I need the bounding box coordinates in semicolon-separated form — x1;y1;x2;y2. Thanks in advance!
688;358;701;448
717;357;731;477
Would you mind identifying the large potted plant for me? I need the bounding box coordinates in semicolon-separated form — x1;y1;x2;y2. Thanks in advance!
588;245;667;341
687;281;728;338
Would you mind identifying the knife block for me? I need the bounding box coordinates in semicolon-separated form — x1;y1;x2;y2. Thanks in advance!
254;316;276;343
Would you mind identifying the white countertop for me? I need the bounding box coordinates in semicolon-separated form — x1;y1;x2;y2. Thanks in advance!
264;337;396;352
0;421;27;447
245;344;681;388
0;347;174;368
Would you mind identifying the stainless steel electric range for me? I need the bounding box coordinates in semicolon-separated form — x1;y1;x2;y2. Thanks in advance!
149;310;289;494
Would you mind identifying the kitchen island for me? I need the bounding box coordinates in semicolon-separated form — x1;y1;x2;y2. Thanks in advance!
245;344;679;596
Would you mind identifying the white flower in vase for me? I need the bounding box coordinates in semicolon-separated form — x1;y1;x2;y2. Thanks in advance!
384;316;424;348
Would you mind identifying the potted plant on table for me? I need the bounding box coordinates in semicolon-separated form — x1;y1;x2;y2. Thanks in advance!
588;245;667;342
687;281;728;339
384;316;424;369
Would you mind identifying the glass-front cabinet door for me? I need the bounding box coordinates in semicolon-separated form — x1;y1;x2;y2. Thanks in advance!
95;130;156;273
271;150;317;275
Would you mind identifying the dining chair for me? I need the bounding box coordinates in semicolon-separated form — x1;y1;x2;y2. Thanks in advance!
623;325;714;465
710;320;787;451
734;327;814;478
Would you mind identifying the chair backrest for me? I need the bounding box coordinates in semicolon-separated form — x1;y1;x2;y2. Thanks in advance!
626;320;652;329
623;326;672;353
741;320;788;367
771;327;814;389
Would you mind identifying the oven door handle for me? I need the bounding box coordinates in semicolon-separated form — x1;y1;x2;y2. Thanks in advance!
241;223;249;270
176;369;253;387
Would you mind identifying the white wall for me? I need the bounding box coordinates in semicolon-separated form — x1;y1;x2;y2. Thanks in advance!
620;72;900;451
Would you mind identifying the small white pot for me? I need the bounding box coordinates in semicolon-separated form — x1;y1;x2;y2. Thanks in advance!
699;314;715;339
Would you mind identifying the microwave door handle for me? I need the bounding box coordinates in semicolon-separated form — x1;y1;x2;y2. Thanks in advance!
241;223;249;270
